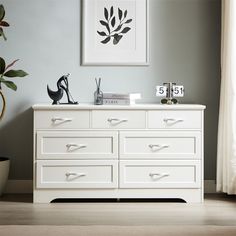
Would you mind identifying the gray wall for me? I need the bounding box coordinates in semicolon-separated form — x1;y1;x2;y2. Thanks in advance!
0;0;221;180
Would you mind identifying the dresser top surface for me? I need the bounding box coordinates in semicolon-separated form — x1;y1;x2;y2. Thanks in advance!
32;103;206;111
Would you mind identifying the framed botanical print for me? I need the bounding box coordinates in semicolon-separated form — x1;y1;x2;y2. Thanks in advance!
82;0;149;65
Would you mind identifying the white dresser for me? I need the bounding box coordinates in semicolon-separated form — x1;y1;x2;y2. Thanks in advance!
33;104;205;203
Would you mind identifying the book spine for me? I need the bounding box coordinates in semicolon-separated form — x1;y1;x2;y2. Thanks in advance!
103;93;129;99
103;98;131;105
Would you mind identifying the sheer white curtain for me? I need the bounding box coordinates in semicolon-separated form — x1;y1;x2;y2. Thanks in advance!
217;0;236;194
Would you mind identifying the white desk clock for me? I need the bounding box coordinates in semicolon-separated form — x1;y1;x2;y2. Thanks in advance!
156;82;184;104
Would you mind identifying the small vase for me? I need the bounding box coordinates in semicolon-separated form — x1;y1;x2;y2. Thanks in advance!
94;89;103;105
0;157;10;197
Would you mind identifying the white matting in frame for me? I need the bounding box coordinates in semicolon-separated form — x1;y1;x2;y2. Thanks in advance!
82;0;149;65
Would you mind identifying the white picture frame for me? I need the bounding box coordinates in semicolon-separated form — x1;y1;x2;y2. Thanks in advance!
82;0;149;66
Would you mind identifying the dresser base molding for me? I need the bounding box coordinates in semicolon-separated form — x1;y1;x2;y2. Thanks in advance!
4;179;215;195
33;189;203;203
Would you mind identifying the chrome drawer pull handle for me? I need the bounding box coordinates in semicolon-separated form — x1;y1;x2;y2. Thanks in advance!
65;172;86;177
107;118;128;124
163;118;184;123
66;143;87;150
149;173;169;178
149;144;169;150
51;117;73;123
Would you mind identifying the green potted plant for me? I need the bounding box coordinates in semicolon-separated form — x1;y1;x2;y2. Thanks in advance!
0;4;28;196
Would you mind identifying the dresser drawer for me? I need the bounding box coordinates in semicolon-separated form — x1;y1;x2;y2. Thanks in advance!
36;131;118;159
120;160;201;188
91;110;146;129
36;160;118;189
148;110;202;129
120;131;201;159
34;110;90;129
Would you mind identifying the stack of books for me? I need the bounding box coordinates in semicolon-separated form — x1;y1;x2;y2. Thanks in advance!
102;93;141;105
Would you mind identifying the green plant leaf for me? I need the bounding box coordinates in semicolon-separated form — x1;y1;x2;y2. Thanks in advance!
0;27;7;40
1;80;17;91
0;57;6;74
0;5;5;21
5;59;19;71
4;70;28;77
0;21;9;27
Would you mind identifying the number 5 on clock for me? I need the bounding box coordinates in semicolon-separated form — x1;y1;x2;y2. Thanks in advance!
156;86;167;96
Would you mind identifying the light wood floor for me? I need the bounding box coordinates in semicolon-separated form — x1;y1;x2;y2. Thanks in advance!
0;194;236;225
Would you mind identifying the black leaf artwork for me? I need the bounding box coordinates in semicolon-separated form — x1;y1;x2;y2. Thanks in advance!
100;20;110;34
101;36;111;44
121;27;131;34
104;8;109;20
110;6;114;18
111;16;116;27
118;8;123;20
100;20;107;26
97;31;107;36
97;6;133;45
125;19;132;24
124;10;127;18
113;34;123;45
114;25;122;32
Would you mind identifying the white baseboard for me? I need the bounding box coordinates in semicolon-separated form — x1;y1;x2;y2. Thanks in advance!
4;180;217;194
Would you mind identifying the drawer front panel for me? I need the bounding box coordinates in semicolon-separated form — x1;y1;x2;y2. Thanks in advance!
148;110;202;129
34;110;90;129
36;160;118;188
36;131;118;159
91;110;146;129
120;131;201;159
120;160;201;188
